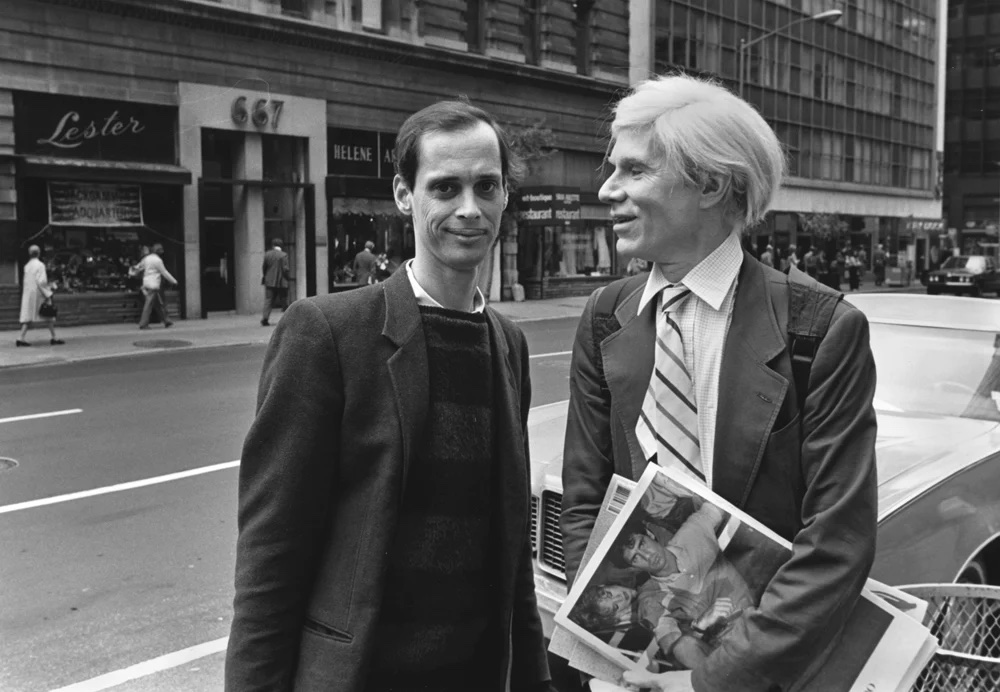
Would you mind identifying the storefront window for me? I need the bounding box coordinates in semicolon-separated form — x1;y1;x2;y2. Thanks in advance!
328;198;412;287
18;180;183;294
518;223;615;280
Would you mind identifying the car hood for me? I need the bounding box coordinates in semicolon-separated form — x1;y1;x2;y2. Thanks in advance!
874;410;1000;519
528;401;1000;522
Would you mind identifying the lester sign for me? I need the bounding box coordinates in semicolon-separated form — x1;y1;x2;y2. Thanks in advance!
517;187;581;226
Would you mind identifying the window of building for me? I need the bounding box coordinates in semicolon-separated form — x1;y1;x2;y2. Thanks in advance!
280;0;307;17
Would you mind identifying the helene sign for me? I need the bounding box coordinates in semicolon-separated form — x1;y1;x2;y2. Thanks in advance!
48;182;143;227
15;93;177;163
328;128;397;179
517;187;581;226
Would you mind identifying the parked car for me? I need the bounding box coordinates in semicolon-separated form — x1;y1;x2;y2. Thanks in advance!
528;294;1000;653
927;255;1000;296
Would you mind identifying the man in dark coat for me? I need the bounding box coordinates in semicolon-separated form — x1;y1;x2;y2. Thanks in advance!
353;240;378;285
261;237;291;326
561;74;877;692
226;100;550;692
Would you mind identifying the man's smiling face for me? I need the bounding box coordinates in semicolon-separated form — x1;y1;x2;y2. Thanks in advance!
598;128;704;265
394;121;507;275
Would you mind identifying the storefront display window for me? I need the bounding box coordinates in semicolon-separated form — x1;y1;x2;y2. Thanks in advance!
328;198;412;287
17;179;183;293
517;222;616;281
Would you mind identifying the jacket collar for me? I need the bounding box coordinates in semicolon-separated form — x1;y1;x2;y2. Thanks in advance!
605;253;790;502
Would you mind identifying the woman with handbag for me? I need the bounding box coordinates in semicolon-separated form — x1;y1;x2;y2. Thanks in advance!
17;244;64;347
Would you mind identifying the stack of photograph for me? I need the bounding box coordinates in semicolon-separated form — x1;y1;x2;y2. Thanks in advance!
552;465;939;692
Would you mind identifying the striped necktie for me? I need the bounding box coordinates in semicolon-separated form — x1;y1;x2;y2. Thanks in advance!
635;284;704;482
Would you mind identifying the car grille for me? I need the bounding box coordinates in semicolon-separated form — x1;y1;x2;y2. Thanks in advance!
530;495;539;556
537;491;565;576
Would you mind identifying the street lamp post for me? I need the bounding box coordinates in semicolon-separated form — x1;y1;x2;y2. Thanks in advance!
738;8;844;98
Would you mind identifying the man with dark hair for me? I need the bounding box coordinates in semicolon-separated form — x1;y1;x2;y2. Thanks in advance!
261;237;291;326
226;99;550;692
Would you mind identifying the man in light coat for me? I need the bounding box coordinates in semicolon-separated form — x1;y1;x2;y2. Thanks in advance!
133;243;177;329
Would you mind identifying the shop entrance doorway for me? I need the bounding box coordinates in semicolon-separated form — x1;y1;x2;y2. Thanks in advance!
199;181;237;314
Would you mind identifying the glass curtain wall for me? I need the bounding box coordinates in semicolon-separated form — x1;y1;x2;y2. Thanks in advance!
654;0;937;190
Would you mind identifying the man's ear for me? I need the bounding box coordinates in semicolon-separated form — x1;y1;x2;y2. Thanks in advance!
699;175;728;210
393;174;413;215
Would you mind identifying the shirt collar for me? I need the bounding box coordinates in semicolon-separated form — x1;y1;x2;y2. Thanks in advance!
404;259;486;314
637;232;744;315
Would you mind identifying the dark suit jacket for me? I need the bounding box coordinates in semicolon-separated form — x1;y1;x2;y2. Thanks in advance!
352;249;377;285
262;247;290;288
226;269;549;692
561;254;878;692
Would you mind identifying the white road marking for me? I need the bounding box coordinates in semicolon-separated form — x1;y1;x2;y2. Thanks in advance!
48;637;229;692
0;460;240;515
529;350;571;359
0;408;82;424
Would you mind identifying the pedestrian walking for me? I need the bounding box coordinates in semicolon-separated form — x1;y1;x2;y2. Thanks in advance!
561;73;876;692
133;243;177;329
847;252;862;291
16;244;63;347
352;240;377;285
260;237;291;326
759;243;774;268
804;247;817;278
225;99;550;692
873;244;886;286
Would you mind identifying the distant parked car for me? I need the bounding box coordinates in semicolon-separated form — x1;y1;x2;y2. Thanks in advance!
529;294;1000;661
927;255;1000;296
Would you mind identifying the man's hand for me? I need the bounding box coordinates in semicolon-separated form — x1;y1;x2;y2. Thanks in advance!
620;669;694;691
694;597;734;632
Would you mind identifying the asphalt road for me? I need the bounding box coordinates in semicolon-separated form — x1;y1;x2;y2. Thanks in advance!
0;316;580;692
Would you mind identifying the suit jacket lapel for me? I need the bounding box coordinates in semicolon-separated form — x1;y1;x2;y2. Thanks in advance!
382;270;429;492
602;286;655;480
713;254;789;507
485;309;525;604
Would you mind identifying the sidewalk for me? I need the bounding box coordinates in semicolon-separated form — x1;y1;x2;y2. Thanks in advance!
0;280;922;370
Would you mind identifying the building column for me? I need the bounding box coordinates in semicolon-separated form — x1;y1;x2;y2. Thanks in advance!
0;89;17;285
235;133;264;315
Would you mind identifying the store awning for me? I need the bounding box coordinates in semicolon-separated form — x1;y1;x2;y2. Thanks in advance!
18;156;192;185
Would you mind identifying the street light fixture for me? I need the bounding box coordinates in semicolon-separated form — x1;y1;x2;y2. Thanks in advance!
738;8;844;98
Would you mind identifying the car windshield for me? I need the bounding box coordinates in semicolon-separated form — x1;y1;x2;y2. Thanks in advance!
941;256;984;271
869;321;1000;421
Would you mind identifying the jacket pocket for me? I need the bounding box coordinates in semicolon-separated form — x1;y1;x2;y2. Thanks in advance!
303;617;353;643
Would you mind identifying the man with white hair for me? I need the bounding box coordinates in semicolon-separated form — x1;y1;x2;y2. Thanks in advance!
560;74;877;691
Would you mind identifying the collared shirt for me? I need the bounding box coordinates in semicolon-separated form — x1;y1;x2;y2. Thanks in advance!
404;259;486;314
636;232;744;489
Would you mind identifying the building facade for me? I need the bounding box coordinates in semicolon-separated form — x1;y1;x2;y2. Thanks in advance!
0;0;630;326
943;0;1000;261
633;0;945;283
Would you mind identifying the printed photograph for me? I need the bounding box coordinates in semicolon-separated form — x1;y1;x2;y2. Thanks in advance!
556;465;792;673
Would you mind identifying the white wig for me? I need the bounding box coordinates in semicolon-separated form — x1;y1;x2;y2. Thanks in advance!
610;73;786;228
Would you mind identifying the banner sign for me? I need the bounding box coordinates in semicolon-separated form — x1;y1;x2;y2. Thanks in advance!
904;218;945;233
328;128;397;179
15;92;177;163
517;186;581;226
48;182;144;227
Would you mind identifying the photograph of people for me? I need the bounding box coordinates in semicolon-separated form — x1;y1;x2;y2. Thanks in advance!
560;468;789;676
608;502;753;669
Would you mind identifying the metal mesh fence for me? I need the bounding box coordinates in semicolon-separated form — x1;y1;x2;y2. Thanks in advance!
901;584;1000;692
